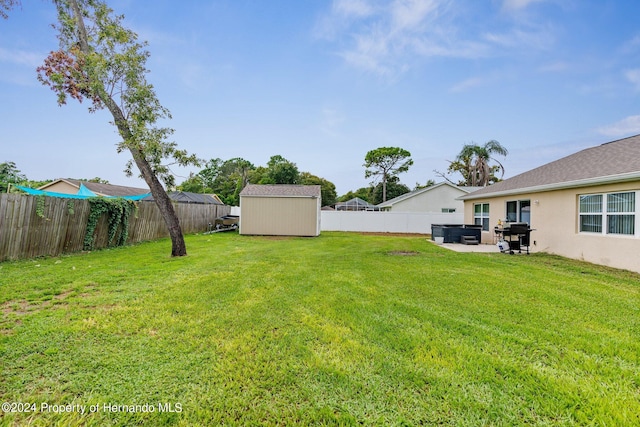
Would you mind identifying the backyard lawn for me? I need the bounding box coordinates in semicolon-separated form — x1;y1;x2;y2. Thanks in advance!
0;232;638;426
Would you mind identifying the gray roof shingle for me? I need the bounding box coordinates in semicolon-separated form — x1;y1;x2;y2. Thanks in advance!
52;178;149;196
462;134;640;200
142;191;223;204
240;184;321;198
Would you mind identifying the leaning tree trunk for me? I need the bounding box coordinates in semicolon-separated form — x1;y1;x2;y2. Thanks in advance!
103;97;187;256
69;0;187;256
101;99;187;256
127;145;187;257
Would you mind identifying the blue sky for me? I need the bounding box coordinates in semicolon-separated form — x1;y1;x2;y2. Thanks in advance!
1;0;639;195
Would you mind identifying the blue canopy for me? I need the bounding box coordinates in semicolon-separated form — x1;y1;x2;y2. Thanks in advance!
15;185;150;201
76;183;97;197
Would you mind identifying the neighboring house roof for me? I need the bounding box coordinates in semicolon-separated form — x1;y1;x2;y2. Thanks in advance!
142;191;224;204
376;182;480;208
39;178;149;197
240;184;321;198
461;134;640;200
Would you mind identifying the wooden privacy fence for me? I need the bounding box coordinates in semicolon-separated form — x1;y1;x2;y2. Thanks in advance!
0;194;230;261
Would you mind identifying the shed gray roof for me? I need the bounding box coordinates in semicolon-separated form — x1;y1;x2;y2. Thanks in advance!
142;191;223;204
461;134;640;200
240;184;321;198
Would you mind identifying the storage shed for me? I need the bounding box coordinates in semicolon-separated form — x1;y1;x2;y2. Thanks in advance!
239;184;321;236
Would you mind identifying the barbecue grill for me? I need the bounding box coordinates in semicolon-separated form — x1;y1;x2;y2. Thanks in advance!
498;223;533;254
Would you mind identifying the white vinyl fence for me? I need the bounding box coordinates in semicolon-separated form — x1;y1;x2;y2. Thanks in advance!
321;211;464;234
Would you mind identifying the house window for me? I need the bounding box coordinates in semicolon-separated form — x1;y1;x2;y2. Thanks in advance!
442;208;456;213
579;194;603;233
579;192;635;236
607;192;635;235
506;200;531;224
474;203;490;231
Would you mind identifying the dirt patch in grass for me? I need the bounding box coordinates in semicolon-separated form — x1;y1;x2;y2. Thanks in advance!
54;290;74;300
2;289;77;315
388;251;420;256
1;300;48;315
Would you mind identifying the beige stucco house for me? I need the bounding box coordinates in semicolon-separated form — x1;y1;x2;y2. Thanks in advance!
377;182;482;213
460;134;640;273
239;184;321;237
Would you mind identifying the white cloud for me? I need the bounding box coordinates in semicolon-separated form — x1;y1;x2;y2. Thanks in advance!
450;77;484;93
597;115;640;137
319;107;347;136
340;36;393;75
492;0;557;53
318;0;489;76
0;47;43;67
537;61;568;73
618;34;640;55
315;0;376;40
625;68;640;91
411;34;490;58
317;0;556;77
391;0;439;31
501;0;547;12
333;0;374;17
483;25;555;51
0;47;45;86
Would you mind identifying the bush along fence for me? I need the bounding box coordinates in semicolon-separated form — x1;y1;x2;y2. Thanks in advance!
0;193;231;261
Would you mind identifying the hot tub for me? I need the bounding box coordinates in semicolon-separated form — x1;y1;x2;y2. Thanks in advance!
431;224;482;243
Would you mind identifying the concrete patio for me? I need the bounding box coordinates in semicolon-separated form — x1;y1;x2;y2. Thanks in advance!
429;240;537;254
434;241;500;252
427;239;534;254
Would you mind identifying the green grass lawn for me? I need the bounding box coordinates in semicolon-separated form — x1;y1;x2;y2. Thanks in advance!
1;232;639;426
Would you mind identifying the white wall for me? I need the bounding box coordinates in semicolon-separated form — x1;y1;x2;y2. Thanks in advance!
387;185;466;213
321;211;464;234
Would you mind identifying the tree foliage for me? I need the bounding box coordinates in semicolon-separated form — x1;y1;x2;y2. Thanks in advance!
263;155;300;185
364;147;413;202
176;173;205;194
0;0;19;19
86;176;109;184
299;172;337;206
370;176;410;205
177;157;255;206
338;187;373;203
36;0;199;256
218;157;254;204
436;140;508;187
0;161;26;192
24;179;54;189
178;155;338;207
414;179;435;190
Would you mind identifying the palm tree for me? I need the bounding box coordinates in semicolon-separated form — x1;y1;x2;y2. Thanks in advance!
442;140;508;187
